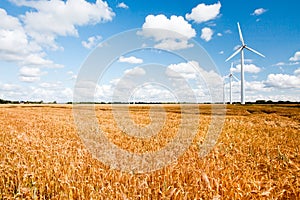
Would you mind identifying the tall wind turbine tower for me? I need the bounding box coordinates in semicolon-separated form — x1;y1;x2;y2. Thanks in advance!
225;22;265;104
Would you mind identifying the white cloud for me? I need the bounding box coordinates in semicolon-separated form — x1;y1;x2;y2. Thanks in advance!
139;14;196;50
166;61;223;102
167;61;198;80
19;66;46;82
251;8;267;16
185;1;221;23
0;8;40;62
245;81;270;92
272;61;299;67
130;84;177;102
67;71;77;80
30;86;73;102
82;35;102;49
19;66;43;77
124;67;146;76
217;33;222;37
232;64;261;74
273;62;285;66
19;76;40;82
166;60;223;87
118;56;143;64
289;51;300;61
21;54;64;68
117;2;128;9
294;68;300;76
200;27;213;42
224;30;232;34
0;81;72;102
154;39;194;50
233;45;240;51
12;0;114;49
141;15;196;39
265;73;300;89
0;6;65;83
219;51;224;55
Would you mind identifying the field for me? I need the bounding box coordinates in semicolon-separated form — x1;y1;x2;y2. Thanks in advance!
0;104;299;199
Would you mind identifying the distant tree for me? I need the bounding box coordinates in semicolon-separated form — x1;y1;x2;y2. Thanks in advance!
256;100;266;104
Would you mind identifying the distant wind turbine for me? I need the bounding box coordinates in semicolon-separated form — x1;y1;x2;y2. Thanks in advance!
225;22;265;104
223;63;239;104
228;63;239;104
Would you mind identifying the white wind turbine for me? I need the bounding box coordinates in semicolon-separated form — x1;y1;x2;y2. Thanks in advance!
225;22;265;104
223;63;239;104
228;63;239;104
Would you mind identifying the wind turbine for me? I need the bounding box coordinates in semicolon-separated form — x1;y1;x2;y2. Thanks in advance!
225;22;265;104
223;63;239;104
228;63;239;104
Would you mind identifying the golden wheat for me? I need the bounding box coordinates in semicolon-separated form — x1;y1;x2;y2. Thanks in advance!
0;104;299;199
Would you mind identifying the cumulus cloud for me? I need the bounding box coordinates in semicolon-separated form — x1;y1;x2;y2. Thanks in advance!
251;8;268;16
289;51;300;61
8;0;114;50
19;66;43;77
0;8;42;63
153;39;194;50
245;81;270;92
19;66;46;82
139;14;196;50
124;67;146;76
15;0;114;33
185;1;221;23
167;61;199;80
118;56;143;64
166;60;223;87
200;27;213;42
232;64;261;74
265;73;300;89
117;2;128;9
82;35;102;49
167;61;222;79
166;60;223;102
21;54;63;68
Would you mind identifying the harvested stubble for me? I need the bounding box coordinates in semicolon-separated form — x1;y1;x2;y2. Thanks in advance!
0;104;299;199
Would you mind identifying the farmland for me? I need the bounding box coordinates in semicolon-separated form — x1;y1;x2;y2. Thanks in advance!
0;104;299;199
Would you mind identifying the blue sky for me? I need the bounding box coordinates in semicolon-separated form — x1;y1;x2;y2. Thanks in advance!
0;0;299;102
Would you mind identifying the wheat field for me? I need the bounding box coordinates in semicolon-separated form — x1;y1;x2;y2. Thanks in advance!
0;104;299;199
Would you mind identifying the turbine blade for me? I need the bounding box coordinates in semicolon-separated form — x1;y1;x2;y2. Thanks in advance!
237;22;245;45
230;62;234;72
245;46;265;58
232;74;240;81
225;46;243;62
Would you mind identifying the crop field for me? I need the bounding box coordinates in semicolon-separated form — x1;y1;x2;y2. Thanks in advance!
0;104;299;199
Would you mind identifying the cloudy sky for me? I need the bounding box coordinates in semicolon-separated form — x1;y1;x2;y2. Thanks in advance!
0;0;299;103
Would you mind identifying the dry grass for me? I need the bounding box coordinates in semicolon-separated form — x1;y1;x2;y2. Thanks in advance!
0;104;299;199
